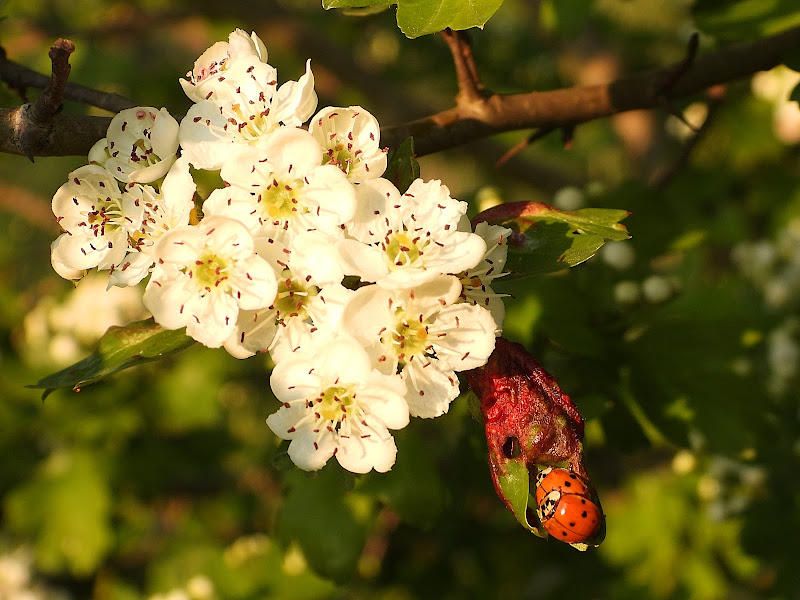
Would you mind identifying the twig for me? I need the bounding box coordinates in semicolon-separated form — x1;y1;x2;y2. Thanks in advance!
382;24;800;156
2;24;800;160
495;127;557;168
441;28;485;103
656;32;700;97
14;39;76;161
0;45;136;114
650;85;726;188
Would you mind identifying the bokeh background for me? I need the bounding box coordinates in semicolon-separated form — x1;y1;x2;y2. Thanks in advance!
2;0;800;598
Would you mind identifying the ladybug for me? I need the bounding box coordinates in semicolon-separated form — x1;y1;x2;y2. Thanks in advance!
534;466;591;507
534;467;603;544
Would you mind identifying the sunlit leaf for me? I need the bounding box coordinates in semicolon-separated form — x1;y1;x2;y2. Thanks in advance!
324;0;505;38
30;318;195;399
396;0;505;38
474;202;630;278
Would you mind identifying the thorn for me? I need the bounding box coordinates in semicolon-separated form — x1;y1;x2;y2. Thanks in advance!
496;127;556;168
656;32;700;97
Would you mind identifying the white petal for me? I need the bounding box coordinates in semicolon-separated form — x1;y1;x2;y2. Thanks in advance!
402;361;460;419
50;235;85;280
290;231;345;287
143;273;196;330
422;230;487;275
184;291;239;348
431;303;497;371
230;255;278;311
359;372;409;429
270;357;324;402
340;284;395;345
347;177;400;243
273;59;317;126
337;433;397;474
288;429;336;471
178;101;236;170
223;307;277;359
337;238;387;282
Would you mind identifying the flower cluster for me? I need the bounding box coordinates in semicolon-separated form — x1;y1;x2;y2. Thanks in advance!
49;29;510;474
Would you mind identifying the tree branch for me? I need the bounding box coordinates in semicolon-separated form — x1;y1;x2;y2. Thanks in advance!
0;44;136;113
0;37;137;160
441;29;485;103
382;24;800;156
1;25;799;160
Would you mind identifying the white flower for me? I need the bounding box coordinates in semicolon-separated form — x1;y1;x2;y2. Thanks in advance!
50;165;145;280
89;107;179;184
308;106;387;182
107;158;196;288
222;236;351;360
202;127;356;239
338;178;487;288
458;222;511;330
180;29;269;103
179;59;317;170
341;275;497;418
143;215;278;348
267;334;409;473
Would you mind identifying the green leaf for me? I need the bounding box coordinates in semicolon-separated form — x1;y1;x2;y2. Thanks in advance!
29;318;195;399
4;449;112;576
475;202;630;278
693;0;800;43
396;0;505;38
323;0;505;38
276;466;370;581
493;459;541;534
384;136;419;193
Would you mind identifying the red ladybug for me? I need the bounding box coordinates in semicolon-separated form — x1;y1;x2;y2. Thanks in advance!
534;467;603;544
534;467;591;506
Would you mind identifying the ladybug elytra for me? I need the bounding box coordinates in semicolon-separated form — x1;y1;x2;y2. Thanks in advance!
534;467;603;544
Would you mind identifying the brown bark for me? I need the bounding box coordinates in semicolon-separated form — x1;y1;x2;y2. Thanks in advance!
2;25;799;159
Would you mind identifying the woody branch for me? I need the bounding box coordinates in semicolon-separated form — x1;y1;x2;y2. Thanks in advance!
1;24;800;159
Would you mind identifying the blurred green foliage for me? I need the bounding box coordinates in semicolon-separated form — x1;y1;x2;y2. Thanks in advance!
2;0;800;598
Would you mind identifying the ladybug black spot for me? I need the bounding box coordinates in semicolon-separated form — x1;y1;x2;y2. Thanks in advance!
581;511;588;518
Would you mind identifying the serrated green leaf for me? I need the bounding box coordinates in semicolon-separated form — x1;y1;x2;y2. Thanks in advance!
475;202;630;278
29;318;195;399
323;0;505;38
693;0;800;42
396;0;505;37
384;136;419;193
4;449;112;576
